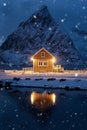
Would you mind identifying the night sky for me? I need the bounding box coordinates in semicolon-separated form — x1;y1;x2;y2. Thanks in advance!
0;0;87;56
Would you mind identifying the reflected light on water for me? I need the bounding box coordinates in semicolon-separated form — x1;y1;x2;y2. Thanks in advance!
30;91;56;110
52;93;56;104
31;92;35;104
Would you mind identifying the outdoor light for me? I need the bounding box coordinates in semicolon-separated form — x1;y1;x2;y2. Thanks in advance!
52;58;56;63
31;57;34;61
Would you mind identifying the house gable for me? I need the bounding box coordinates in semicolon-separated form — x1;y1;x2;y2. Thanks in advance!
32;48;54;60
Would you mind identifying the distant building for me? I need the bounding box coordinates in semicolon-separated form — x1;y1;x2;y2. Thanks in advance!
31;48;56;72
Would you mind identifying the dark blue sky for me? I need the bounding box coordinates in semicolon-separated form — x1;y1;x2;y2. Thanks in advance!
0;0;87;56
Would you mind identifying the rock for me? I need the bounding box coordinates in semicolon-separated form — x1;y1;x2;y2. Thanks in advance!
0;5;84;69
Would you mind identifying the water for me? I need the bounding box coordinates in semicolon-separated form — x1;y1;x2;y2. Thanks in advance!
0;88;87;130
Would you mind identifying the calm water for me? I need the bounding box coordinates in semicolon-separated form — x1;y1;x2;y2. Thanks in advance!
0;88;87;130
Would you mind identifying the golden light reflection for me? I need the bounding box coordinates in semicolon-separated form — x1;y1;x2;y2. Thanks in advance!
31;92;35;104
52;93;56;104
30;91;56;110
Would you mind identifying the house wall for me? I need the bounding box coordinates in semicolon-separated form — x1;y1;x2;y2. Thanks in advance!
33;59;53;72
33;49;54;72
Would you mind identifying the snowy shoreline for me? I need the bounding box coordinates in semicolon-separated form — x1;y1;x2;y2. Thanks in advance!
0;71;87;90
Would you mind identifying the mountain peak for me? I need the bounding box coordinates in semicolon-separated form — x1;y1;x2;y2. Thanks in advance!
35;5;49;16
17;5;55;32
28;5;53;24
0;5;84;69
39;5;48;11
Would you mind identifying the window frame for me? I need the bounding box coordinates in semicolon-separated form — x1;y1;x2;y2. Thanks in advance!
38;61;48;66
41;52;45;57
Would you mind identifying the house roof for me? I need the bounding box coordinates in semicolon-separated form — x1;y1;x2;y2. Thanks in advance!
32;48;54;58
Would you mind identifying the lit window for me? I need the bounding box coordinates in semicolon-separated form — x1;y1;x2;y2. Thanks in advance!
38;61;48;66
41;52;45;57
44;62;48;66
38;62;42;66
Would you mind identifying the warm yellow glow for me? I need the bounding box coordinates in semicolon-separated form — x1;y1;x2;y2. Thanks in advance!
30;92;56;110
52;58;56;63
52;93;56;104
30;57;34;61
30;92;35;104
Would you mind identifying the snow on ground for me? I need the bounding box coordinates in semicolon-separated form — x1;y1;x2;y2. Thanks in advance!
0;70;87;89
10;78;87;89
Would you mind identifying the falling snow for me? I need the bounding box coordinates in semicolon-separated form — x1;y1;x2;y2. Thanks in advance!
82;6;86;10
33;15;37;19
61;19;65;23
0;1;87;129
48;27;52;31
3;2;7;6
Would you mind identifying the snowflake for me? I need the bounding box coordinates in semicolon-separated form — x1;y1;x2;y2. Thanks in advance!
48;27;52;31
9;63;12;67
16;51;19;54
14;109;18;112
66;59;69;63
65;13;68;17
0;88;4;91
82;6;86;10
70;114;73;117
16;114;19;118
74;112;77;116
72;124;75;128
18;97;21;100
69;42;72;45
61;19;65;23
53;0;56;4
37;25;39;27
77;22;81;26
35;22;37;25
40;0;42;3
84;20;87;23
3;2;7;6
84;35;87;40
2;13;6;16
49;42;51;45
33;15;37;19
37;113;43;116
75;25;79;29
84;16;87;19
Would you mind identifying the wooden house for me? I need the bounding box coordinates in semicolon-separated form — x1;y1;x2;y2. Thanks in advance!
31;48;56;72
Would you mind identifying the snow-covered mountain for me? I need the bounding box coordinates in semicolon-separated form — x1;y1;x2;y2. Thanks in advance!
0;5;84;69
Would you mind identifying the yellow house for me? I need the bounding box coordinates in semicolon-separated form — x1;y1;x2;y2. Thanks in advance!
31;48;56;72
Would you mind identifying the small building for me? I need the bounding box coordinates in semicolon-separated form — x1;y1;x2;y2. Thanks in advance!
31;48;56;72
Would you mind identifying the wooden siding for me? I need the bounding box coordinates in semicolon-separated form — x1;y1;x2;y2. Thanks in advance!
33;59;54;72
33;48;53;60
32;48;54;72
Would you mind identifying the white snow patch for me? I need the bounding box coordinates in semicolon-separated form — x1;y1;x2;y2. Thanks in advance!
0;70;87;89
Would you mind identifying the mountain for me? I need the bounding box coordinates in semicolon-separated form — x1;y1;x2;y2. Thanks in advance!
0;5;85;69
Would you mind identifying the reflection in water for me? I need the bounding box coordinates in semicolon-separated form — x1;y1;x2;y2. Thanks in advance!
30;91;56;111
